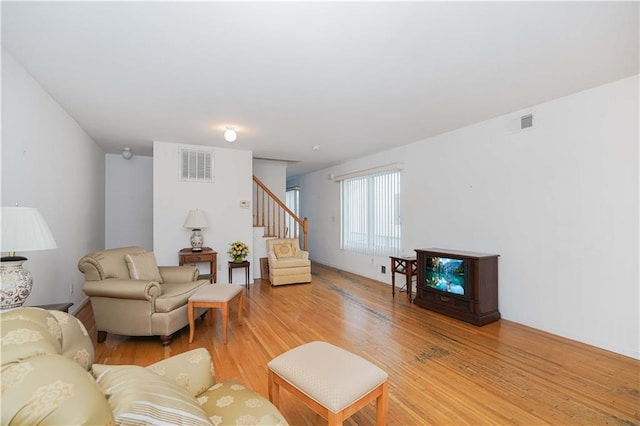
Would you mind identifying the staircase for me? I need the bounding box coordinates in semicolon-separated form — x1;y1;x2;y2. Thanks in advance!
253;175;308;251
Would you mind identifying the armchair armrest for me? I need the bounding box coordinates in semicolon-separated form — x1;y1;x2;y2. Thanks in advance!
146;348;216;397
82;279;161;300
159;266;199;282
296;250;309;260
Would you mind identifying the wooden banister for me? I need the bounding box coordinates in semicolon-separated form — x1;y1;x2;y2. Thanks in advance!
253;175;308;251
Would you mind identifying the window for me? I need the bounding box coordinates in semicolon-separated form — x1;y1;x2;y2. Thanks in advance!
341;168;401;256
285;186;300;238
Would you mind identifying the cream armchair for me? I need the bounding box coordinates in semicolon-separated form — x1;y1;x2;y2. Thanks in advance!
266;238;311;286
78;246;208;345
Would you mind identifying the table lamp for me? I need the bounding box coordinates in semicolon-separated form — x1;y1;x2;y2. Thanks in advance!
183;209;208;252
1;206;57;309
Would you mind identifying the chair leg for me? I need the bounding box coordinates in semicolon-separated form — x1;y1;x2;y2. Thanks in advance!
237;291;243;325
97;330;107;343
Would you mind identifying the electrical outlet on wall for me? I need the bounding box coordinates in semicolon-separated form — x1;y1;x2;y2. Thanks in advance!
69;282;74;293
381;265;386;274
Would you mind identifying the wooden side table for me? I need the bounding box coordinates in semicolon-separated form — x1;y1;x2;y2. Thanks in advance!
228;261;250;288
33;302;73;312
179;247;217;283
390;256;417;303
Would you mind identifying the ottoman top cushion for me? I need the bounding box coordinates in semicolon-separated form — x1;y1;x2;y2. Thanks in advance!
268;341;388;413
189;284;243;302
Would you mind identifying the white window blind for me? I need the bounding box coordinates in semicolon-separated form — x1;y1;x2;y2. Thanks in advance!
341;168;401;256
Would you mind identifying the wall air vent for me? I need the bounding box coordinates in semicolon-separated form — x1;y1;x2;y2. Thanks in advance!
521;114;533;129
180;149;213;182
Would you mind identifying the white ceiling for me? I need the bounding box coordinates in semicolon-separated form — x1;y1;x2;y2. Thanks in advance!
2;1;638;177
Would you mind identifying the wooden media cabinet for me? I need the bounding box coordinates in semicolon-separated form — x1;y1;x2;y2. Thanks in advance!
414;248;500;325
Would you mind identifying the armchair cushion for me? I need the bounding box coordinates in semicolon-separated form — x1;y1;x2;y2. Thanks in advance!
273;242;295;259
92;364;210;426
155;281;209;313
125;251;164;283
269;256;311;269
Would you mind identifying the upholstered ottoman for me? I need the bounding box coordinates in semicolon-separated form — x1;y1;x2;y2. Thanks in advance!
267;341;388;425
188;284;243;344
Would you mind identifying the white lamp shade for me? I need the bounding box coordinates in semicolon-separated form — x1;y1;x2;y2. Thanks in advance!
1;207;57;253
183;209;208;229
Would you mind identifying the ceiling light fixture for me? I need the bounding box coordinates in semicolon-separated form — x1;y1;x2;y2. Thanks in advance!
122;147;133;160
224;127;237;143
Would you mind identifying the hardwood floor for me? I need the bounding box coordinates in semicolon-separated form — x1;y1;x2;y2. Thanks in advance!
79;263;639;425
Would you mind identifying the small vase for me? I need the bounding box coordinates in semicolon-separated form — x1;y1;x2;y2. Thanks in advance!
233;257;244;264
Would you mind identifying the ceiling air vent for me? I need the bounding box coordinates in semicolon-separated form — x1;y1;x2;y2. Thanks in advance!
520;114;533;130
180;149;213;182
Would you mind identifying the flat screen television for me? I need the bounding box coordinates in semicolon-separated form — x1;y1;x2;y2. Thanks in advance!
424;256;467;297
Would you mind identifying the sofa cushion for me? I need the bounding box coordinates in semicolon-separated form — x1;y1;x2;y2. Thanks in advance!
155;281;208;313
125;251;164;283
147;348;216;398
47;310;94;369
272;243;294;259
0;308;62;364
92;364;210;426
2;355;115;425
198;380;288;426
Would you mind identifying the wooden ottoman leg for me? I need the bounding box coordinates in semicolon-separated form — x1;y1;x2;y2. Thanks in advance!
188;300;196;343
237;290;243;325
221;301;229;344
268;369;280;408
328;411;344;426
376;381;389;426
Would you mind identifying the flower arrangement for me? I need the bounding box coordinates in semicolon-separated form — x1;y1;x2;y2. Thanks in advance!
228;241;249;263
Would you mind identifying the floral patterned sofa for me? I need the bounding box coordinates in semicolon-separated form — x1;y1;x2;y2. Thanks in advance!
1;307;288;425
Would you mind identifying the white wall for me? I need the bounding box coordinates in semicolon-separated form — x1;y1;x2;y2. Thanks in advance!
1;48;105;311
105;154;153;250
253;158;287;202
153;142;253;283
299;75;639;359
